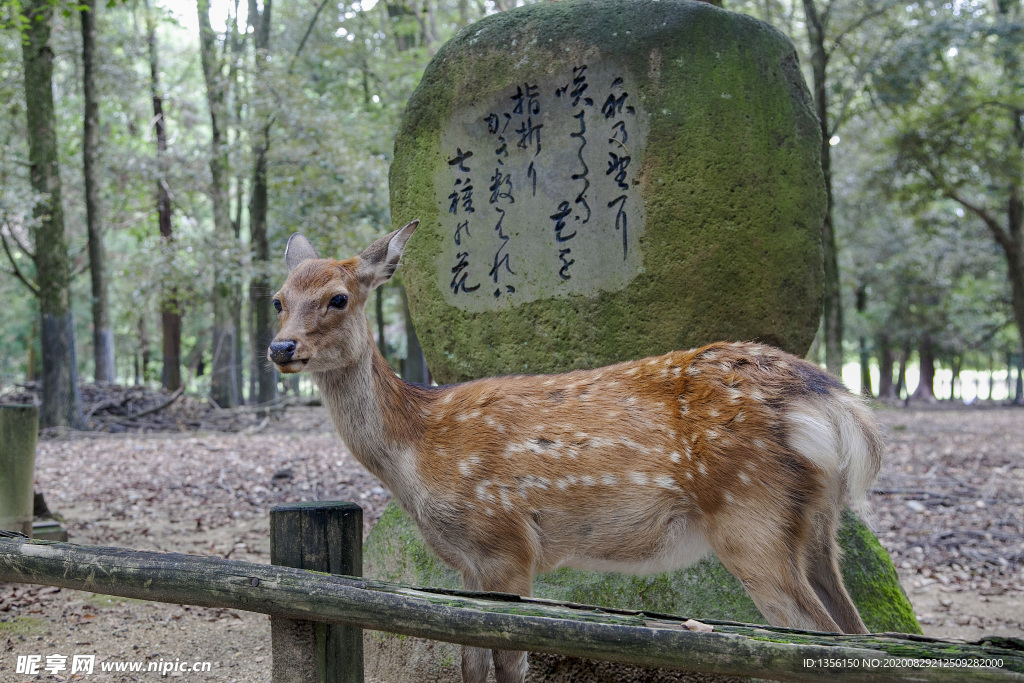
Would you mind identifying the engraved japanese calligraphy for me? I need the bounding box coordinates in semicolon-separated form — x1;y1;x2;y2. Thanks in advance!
436;62;647;311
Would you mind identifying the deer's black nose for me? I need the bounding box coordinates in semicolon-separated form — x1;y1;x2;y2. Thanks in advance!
269;340;296;364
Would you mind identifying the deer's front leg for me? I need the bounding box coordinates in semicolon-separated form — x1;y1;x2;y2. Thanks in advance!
460;566;532;683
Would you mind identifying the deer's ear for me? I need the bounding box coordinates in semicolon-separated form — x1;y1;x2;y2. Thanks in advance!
285;233;320;272
356;220;419;290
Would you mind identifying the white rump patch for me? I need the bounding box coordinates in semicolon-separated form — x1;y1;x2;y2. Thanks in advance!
785;408;841;478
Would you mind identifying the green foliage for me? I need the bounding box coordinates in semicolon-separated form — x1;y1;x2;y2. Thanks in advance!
0;0;1021;392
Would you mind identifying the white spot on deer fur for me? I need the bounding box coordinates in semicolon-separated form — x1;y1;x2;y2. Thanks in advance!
727;388;743;403
668;429;676;439
708;408;719;418
672;367;681;377
543;378;555;385
738;471;751;485
724;492;734;503
567;474;579;485
459;461;473;476
685;471;694;480
626;396;637;406
601;474;619;486
705;429;719;440
557;478;569;490
734;411;745;423
442;393;454;404
698;462;707;476
684;444;692;460
685;366;700;376
574;431;589;439
581;475;597;486
619;436;650;453
752;438;767;450
476;481;495;504
630;472;650;485
669;452;681;463
500;487;513;511
654;475;677;490
626;367;639;376
484;416;497;427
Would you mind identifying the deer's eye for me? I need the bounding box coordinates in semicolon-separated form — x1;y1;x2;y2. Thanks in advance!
329;294;348;310
273;299;282;313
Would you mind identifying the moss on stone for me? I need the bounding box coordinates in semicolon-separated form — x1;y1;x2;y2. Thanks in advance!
838;507;922;634
392;0;825;384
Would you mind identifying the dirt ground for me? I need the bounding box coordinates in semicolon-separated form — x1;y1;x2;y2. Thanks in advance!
1;404;1022;681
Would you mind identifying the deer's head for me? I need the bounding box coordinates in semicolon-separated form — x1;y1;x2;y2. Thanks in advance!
268;220;419;373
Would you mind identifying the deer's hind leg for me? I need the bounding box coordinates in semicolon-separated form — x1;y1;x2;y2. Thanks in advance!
707;505;843;633
804;507;869;634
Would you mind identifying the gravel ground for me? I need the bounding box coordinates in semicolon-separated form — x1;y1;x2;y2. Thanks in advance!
1;404;1022;681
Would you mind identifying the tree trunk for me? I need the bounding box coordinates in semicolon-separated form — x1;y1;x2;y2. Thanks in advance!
199;0;238;408
248;0;277;406
145;0;182;392
802;0;843;378
895;342;910;400
138;314;151;384
21;0;85;429
81;0;114;384
911;337;937;403
376;287;387;359
949;356;961;402
855;282;871;398
877;334;894;401
400;286;428;385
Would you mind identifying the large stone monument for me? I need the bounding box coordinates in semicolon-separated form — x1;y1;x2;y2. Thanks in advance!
390;0;825;383
369;1;915;680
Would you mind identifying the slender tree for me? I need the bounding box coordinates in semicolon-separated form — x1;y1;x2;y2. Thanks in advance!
20;0;86;428
248;0;277;405
81;0;114;384
198;0;239;408
800;0;893;376
144;0;182;391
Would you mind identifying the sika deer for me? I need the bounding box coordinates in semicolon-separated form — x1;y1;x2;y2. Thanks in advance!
269;221;883;683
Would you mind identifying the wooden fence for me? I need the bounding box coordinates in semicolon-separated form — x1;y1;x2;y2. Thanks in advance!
1;502;1022;683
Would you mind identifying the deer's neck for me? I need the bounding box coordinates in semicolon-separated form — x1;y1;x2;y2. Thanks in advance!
312;347;432;515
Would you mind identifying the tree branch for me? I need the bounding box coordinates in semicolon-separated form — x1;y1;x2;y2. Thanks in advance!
827;4;890;58
0;231;40;297
945;188;1013;253
288;0;331;75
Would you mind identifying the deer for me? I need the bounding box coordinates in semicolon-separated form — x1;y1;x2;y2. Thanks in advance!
268;220;884;683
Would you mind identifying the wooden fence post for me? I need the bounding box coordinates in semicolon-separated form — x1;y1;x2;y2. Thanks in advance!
270;501;363;683
0;405;39;537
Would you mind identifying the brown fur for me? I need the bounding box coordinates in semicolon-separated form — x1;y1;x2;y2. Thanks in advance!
270;224;884;683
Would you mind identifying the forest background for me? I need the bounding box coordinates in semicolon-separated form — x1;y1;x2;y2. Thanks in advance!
0;0;1022;427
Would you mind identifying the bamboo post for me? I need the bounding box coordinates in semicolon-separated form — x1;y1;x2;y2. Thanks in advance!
0;405;39;537
270;501;364;683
